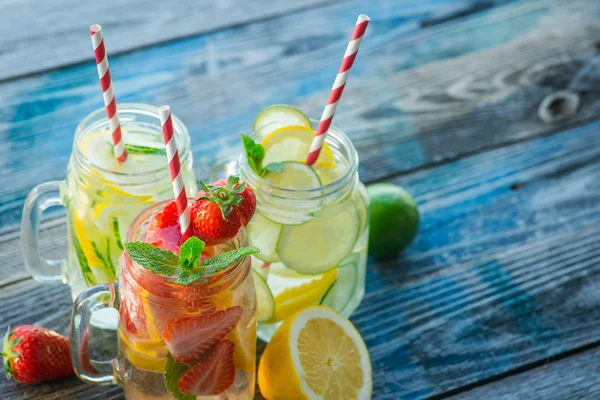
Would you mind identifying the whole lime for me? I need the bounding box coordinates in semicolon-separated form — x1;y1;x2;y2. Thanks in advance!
367;183;420;257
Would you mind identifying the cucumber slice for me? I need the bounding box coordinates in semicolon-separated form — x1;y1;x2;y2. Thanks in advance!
276;197;361;274
356;183;370;235
261;161;323;225
247;213;282;263
262;161;321;189
254;105;311;140
320;254;359;311
252;268;275;322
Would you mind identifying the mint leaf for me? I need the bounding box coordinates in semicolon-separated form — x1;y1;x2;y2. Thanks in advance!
124;242;179;276
124;143;167;155
174;246;260;284
174;270;207;285
178;237;205;270
164;353;194;400
199;246;260;275
241;134;265;175
262;162;285;175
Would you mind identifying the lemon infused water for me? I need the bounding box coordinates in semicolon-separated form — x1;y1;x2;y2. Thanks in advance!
64;104;197;302
240;118;369;341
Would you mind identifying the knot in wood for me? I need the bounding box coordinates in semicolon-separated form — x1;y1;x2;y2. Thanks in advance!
538;90;579;124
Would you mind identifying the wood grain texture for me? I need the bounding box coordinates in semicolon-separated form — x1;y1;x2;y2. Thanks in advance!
0;0;344;82
450;347;600;399
1;0;590;231
2;117;600;398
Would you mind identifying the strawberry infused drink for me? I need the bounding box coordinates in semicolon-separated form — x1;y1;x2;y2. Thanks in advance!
70;178;259;399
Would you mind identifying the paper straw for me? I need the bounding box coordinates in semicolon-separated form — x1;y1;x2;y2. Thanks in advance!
305;14;369;166
90;24;127;163
159;106;193;237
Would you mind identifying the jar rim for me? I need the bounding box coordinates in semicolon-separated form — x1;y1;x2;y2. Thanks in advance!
72;103;191;185
239;119;358;196
124;199;249;289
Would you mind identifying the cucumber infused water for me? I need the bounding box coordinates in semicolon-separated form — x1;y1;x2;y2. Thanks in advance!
64;105;197;308
240;106;369;341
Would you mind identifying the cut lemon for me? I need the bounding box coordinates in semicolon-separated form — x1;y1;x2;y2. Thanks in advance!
227;324;256;372
253;268;275;322
261;126;335;169
258;305;372;400
270;269;337;323
254;105;312;140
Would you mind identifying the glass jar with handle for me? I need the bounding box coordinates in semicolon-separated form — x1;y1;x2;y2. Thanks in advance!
70;199;257;399
21;104;197;320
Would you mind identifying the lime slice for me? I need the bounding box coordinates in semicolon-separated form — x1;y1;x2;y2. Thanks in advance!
254;105;311;140
276;197;361;274
320;254;359;311
261;126;335;169
252;268;275;322
247;213;282;262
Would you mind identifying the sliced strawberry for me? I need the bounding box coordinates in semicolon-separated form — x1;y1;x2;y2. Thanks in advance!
146;201;182;253
161;307;242;363
178;339;236;396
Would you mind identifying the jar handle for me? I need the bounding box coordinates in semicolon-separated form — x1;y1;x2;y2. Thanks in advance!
20;181;67;283
210;155;240;182
70;282;120;385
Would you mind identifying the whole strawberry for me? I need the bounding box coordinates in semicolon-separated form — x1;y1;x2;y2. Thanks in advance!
190;176;256;245
1;325;74;384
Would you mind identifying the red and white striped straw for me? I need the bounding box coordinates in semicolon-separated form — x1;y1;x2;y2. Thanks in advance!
159;106;193;237
305;14;369;166
90;24;127;163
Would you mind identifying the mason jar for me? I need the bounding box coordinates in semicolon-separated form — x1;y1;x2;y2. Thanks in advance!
70;199;256;399
237;120;369;341
21;104;198;324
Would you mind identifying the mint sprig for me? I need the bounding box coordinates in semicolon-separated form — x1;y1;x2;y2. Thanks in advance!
175;246;260;284
164;353;194;400
241;134;285;176
124;237;260;285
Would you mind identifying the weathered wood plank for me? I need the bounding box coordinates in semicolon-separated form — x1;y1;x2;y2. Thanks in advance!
0;0;344;82
450;347;600;399
3;117;600;398
1;0;599;231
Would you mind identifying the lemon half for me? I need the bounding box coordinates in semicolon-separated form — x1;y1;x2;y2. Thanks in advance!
258;305;372;400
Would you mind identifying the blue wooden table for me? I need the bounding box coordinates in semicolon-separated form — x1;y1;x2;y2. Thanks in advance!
2;0;600;398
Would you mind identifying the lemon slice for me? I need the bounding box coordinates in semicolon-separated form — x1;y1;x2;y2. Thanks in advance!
254;105;312;140
258;305;372;400
227;325;256;372
276;197;360;274
253;268;275;322
269;269;337;323
261;126;335;169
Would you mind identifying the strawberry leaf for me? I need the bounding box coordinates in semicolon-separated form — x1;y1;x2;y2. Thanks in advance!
178;237;205;271
124;241;179;276
164;353;194;400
